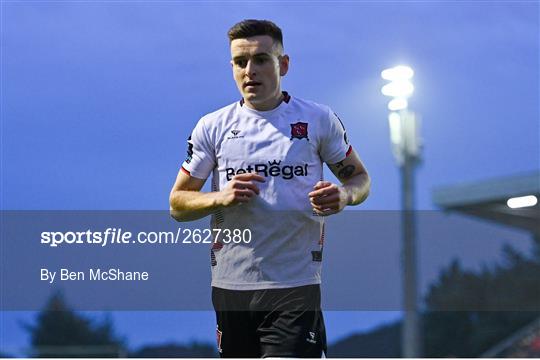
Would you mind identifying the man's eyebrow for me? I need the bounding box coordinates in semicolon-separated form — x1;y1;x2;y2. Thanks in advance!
232;52;272;61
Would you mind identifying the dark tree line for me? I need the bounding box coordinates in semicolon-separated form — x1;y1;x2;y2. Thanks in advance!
22;293;215;358
330;237;540;357
423;238;540;357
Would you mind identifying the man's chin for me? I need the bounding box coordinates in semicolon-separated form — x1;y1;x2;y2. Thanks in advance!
243;93;263;103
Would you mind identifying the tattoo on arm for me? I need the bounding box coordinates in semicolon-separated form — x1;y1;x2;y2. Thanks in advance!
338;165;355;179
335;161;345;168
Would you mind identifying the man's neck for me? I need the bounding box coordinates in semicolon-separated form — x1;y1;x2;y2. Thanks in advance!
244;92;284;111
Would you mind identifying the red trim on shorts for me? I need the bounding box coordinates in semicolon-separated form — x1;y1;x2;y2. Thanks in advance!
345;145;353;157
181;166;191;176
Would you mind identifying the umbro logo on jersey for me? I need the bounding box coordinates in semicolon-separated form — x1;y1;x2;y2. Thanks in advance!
290;122;309;141
227;129;244;140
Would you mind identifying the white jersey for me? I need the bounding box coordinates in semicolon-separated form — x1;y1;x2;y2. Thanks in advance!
181;92;351;290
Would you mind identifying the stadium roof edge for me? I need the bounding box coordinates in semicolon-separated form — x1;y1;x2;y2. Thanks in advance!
432;171;540;235
433;171;540;208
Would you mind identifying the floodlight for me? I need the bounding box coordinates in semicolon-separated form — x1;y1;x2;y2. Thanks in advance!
381;80;414;98
381;65;414;81
507;195;538;209
388;98;408;111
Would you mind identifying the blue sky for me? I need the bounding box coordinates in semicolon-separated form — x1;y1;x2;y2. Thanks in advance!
1;1;538;356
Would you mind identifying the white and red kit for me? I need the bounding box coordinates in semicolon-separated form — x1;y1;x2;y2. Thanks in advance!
182;92;351;290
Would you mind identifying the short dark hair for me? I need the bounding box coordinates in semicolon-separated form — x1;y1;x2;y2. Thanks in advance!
227;19;283;49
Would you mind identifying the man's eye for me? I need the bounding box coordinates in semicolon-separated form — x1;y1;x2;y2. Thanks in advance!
254;57;267;65
235;59;247;68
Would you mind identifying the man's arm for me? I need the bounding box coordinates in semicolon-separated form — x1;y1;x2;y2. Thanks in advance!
169;169;265;222
169;170;216;222
308;148;370;216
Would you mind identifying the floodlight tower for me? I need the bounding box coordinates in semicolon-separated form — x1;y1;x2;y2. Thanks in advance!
381;65;422;358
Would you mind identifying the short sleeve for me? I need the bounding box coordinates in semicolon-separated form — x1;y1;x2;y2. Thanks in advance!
181;117;216;180
319;107;352;164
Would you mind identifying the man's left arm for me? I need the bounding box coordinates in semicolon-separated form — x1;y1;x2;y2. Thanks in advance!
308;148;370;216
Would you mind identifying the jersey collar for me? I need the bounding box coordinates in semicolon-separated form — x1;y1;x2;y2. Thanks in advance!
239;91;291;108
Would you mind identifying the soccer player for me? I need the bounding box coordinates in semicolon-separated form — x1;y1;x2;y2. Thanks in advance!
169;19;370;358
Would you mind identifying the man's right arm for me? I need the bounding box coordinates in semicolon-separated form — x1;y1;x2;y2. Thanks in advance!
169;170;265;222
169;170;218;222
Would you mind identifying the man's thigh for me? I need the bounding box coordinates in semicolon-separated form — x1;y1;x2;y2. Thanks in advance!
214;310;261;358
212;285;327;358
257;309;327;358
254;285;327;358
212;287;261;357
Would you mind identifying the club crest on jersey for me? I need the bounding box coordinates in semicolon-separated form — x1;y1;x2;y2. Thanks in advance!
290;122;309;141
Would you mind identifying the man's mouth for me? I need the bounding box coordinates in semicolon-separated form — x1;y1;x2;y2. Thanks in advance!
244;81;262;88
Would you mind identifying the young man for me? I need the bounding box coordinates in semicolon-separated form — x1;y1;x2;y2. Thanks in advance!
170;19;370;358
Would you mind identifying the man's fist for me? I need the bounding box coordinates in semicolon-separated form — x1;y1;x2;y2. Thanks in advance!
308;181;349;216
218;173;266;207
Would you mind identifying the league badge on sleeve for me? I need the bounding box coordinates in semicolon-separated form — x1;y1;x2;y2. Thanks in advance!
334;112;349;145
185;135;194;164
290;122;309;141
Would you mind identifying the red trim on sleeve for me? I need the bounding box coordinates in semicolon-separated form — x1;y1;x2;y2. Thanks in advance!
181;166;191;176
345;145;353;157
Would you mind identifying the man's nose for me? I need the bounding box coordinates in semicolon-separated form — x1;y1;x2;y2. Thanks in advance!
245;59;256;76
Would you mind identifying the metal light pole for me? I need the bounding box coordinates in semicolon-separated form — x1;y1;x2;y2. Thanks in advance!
381;66;422;358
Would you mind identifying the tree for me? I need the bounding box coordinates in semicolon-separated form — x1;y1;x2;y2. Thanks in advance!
423;244;540;357
25;292;125;357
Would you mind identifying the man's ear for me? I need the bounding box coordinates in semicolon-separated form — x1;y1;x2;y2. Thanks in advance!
279;55;290;76
230;59;234;68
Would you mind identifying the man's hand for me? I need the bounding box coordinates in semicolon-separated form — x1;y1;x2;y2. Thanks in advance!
308;181;349;216
169;170;266;222
218;173;266;207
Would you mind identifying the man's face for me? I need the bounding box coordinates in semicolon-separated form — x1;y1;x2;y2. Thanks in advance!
230;35;289;111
